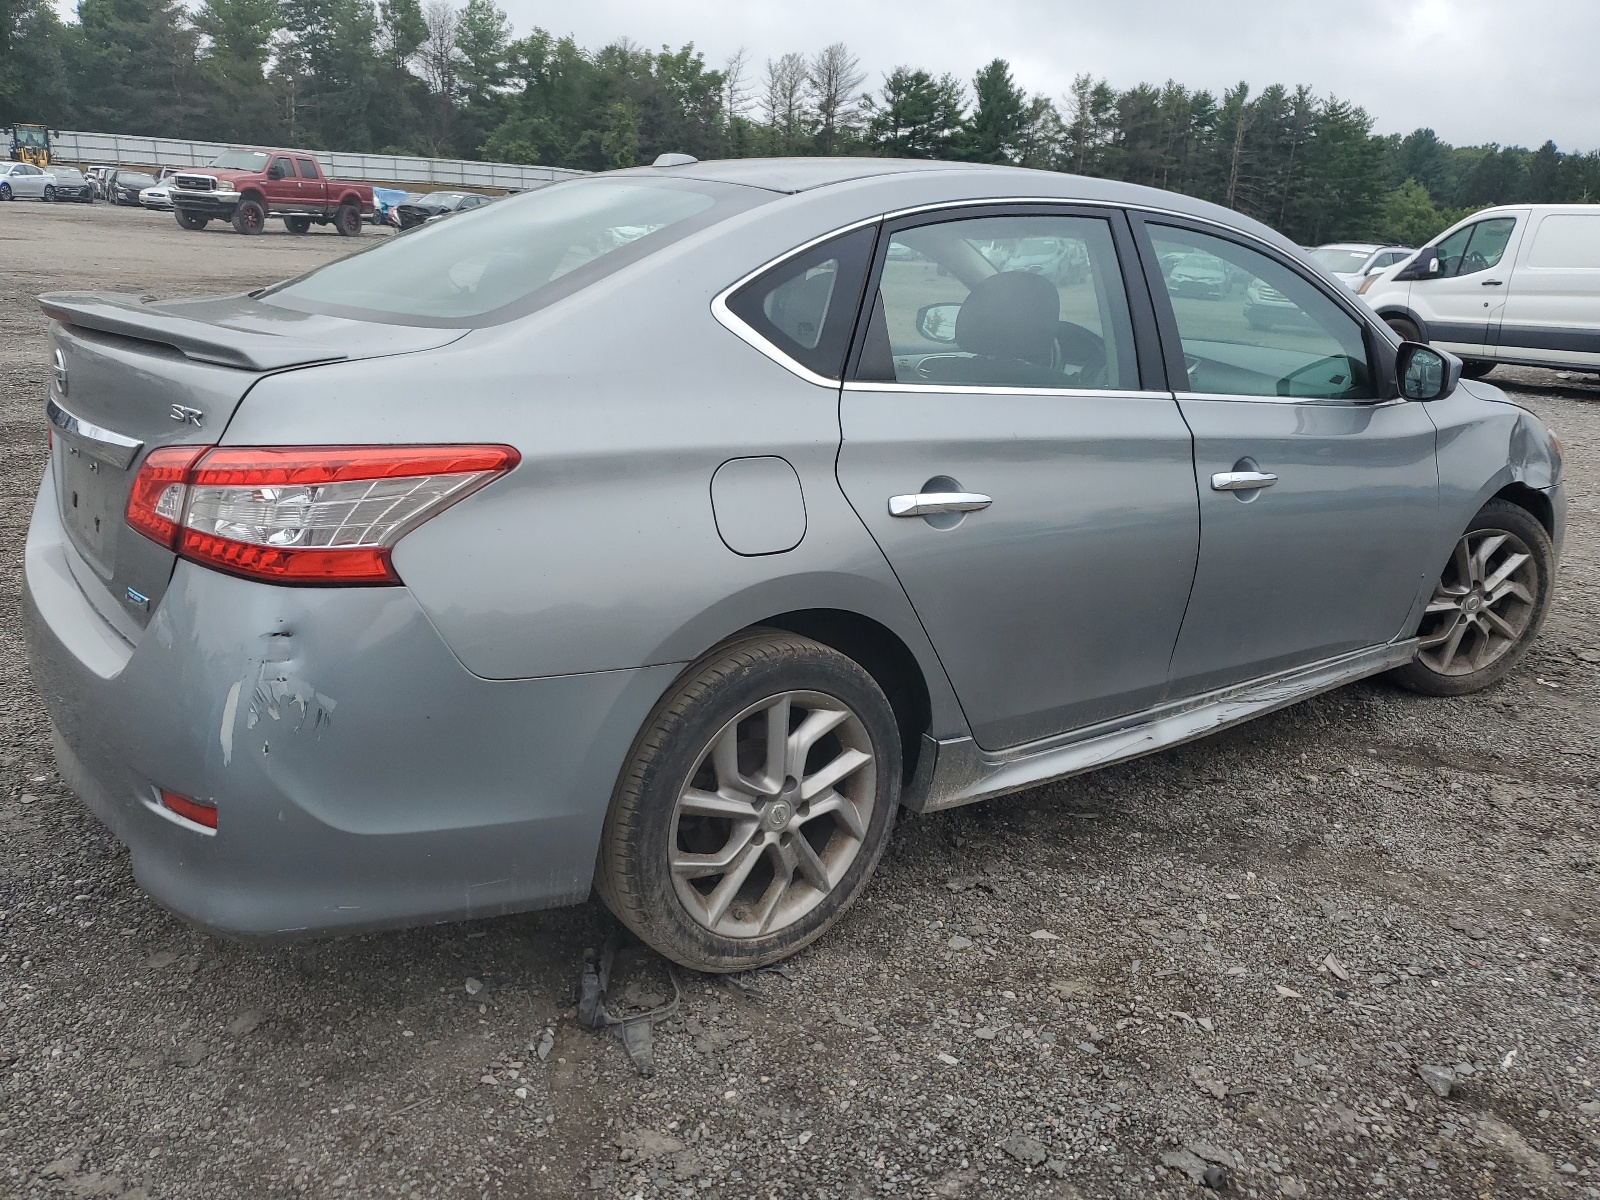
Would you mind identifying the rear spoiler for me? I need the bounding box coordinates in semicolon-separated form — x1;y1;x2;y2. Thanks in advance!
37;292;349;372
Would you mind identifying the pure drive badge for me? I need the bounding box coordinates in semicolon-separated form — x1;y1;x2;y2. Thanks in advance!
170;404;203;426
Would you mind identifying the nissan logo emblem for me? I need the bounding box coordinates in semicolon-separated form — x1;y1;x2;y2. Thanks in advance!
52;348;67;396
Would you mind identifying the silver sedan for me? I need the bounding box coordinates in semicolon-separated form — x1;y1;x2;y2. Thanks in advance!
26;157;1564;971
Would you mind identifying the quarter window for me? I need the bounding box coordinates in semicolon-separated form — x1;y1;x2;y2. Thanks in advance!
1150;226;1375;401
859;214;1137;390
726;226;877;379
1434;218;1516;278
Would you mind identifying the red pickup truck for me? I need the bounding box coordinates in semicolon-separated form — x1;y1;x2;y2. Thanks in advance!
169;148;374;236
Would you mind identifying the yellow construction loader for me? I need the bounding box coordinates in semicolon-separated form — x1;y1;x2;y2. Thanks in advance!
8;124;51;167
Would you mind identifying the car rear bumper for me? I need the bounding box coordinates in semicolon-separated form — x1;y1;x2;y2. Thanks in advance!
24;467;680;939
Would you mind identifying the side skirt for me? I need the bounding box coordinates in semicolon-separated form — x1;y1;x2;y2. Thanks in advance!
907;640;1418;813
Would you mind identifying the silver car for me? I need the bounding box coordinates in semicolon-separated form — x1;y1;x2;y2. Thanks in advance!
26;158;1564;971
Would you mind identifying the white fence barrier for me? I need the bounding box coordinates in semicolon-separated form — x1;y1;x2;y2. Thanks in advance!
13;129;584;192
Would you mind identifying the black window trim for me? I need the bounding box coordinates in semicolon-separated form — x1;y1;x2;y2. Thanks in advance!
1127;211;1403;405
843;201;1168;396
711;216;884;388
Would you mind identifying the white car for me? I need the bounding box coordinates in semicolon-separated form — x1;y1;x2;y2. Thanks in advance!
139;183;174;210
1361;204;1600;378
0;161;58;200
1306;243;1415;290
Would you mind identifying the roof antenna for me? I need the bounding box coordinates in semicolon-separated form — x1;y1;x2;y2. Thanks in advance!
652;153;698;168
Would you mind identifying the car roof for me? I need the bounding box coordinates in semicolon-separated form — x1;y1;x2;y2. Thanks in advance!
631;157;1011;195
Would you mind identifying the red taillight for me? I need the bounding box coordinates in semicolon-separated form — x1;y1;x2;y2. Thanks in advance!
160;789;217;829
125;444;519;585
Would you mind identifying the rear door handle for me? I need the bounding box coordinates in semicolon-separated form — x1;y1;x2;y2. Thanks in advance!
888;491;993;518
1481;279;1504;286
1211;471;1278;492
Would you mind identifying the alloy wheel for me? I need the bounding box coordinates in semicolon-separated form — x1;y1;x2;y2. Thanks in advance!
1416;528;1538;676
670;690;876;939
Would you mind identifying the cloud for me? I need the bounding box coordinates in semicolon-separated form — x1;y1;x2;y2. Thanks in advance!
496;0;1599;150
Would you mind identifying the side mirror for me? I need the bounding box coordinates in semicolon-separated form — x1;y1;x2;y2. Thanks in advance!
267;163;287;180
916;302;961;344
1397;341;1461;401
1395;249;1440;282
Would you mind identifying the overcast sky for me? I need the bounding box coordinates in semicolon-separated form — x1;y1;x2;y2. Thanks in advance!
496;0;1598;151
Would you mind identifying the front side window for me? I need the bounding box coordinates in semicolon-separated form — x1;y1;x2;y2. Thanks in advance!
1150;226;1374;401
860;214;1137;390
268;157;293;180
296;158;320;179
1434;218;1516;278
264;177;763;326
725;226;877;379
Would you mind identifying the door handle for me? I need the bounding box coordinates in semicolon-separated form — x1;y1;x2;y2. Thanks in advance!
1211;471;1278;492
888;491;993;518
1480;279;1504;286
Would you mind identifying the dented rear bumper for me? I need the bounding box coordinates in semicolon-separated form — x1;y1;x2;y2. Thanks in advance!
24;470;679;938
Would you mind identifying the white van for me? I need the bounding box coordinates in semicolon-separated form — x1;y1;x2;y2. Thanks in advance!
1361;203;1600;377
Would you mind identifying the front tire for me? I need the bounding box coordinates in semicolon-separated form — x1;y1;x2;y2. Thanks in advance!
333;204;362;236
1461;360;1498;380
0;183;11;201
1390;499;1554;697
1385;315;1423;343
595;630;901;973
231;198;266;235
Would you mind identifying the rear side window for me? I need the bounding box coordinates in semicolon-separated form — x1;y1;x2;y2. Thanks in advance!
296;158;320;180
263;178;767;327
725;226;877;379
1527;214;1600;269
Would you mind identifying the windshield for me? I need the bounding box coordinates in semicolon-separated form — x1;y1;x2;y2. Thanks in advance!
120;173;156;188
54;168;84;183
1308;247;1373;274
208;150;270;172
263;177;765;327
417;192;468;207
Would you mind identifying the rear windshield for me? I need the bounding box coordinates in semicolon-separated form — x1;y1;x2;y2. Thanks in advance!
262;177;766;327
1308;247;1373;274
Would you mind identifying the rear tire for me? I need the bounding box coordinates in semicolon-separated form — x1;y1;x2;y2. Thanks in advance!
1389;499;1554;697
333;204;361;236
42;185;55;201
231;198;266;235
1461;360;1498;380
175;210;208;231
595;629;901;973
284;215;312;234
1385;315;1423;343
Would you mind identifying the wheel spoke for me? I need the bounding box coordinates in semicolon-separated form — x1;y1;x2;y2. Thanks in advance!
671;820;758;879
1417;610;1464;649
789;833;833;892
785;706;850;778
678;788;759;821
1482;551;1530;596
1487;579;1534;607
712;724;768;798
1435;618;1469;671
803;792;867;840
1469;534;1506;585
1480;607;1520;640
762;694;792;789
800;747;872;801
1424;595;1464;615
1449;537;1474;588
702;840;764;928
753;842;798;934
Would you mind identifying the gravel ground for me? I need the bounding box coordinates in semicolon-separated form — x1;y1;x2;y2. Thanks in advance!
1;199;1598;1200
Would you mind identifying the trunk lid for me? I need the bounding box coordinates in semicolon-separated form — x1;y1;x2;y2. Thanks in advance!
39;291;466;632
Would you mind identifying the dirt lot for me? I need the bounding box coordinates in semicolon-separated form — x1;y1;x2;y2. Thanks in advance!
0;198;1597;1200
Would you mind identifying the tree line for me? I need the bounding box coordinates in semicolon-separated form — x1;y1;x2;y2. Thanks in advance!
4;0;1597;245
